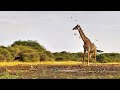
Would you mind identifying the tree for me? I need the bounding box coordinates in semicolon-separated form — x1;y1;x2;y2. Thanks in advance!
11;40;46;52
9;45;40;62
0;47;13;61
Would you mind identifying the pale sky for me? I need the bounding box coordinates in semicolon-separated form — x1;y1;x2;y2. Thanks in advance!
0;11;120;53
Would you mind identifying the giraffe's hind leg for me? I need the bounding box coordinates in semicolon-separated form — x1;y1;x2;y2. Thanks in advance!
90;53;92;61
94;49;96;63
87;52;90;66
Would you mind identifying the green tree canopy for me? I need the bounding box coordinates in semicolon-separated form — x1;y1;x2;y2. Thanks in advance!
11;40;46;52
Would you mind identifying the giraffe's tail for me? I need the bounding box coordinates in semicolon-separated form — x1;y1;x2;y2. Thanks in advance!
97;49;104;53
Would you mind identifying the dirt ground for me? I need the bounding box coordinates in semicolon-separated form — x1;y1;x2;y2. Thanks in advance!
1;64;120;79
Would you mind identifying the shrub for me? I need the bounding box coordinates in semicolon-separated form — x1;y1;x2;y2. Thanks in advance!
45;51;55;59
0;47;13;62
40;52;54;61
9;45;40;62
11;40;46;52
96;54;106;63
10;40;55;62
18;51;40;62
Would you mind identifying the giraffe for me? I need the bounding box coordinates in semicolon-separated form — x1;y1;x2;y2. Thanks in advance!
72;24;97;66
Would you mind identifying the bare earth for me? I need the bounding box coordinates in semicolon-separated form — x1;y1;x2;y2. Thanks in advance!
1;64;120;79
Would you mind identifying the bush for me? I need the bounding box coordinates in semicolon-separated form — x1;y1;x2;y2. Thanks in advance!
96;54;106;63
8;45;54;62
18;51;40;62
11;40;46;52
9;45;40;62
8;46;20;58
0;47;13;62
53;52;83;61
45;51;55;59
96;53;120;63
10;40;55;62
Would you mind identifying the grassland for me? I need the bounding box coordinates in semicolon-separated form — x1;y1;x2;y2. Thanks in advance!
0;61;120;79
0;61;120;66
0;61;82;66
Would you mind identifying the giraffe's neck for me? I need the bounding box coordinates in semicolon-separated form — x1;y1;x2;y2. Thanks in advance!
78;28;91;43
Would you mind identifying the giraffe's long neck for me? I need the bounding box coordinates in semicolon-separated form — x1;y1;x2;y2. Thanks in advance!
78;28;91;43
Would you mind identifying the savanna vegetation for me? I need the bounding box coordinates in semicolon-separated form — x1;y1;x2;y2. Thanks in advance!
0;40;120;63
0;40;120;79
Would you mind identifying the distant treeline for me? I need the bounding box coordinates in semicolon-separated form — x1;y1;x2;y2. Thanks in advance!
0;40;120;63
53;51;120;63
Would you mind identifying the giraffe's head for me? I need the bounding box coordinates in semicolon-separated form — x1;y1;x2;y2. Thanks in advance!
72;24;81;30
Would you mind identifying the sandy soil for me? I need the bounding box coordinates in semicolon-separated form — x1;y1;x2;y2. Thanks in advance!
1;64;120;79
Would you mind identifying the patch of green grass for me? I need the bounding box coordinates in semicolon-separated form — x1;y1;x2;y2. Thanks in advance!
0;72;20;79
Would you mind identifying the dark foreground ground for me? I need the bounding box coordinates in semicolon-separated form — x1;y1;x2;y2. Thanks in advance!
0;64;120;79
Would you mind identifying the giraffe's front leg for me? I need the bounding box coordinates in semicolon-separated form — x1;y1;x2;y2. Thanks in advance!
94;49;96;63
90;53;92;60
82;49;86;65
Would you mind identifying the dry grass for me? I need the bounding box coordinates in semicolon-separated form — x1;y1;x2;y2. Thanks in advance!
0;61;120;67
0;61;82;66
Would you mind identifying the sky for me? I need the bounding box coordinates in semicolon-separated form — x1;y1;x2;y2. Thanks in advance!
0;11;120;53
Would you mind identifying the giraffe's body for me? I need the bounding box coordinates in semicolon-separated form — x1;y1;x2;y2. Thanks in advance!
73;24;97;66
